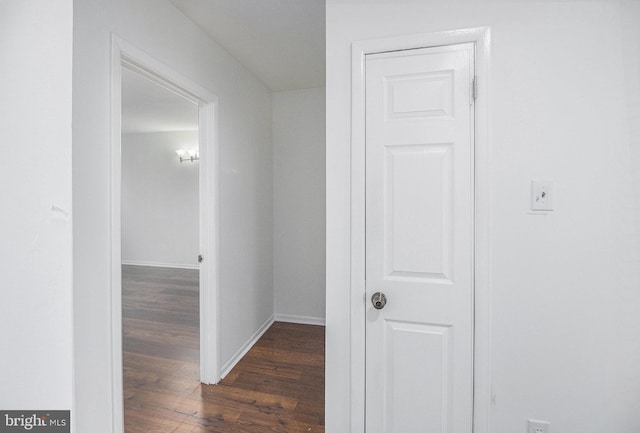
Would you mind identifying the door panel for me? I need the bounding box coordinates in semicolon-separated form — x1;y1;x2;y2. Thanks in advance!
365;44;475;433
383;320;452;433
383;143;453;282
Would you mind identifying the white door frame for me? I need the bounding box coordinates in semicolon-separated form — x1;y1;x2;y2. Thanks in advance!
350;27;492;433
109;35;221;433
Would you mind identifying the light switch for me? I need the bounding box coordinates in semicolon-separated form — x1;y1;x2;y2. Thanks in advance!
531;180;554;211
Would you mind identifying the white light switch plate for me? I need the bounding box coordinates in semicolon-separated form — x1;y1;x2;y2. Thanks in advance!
531;180;554;211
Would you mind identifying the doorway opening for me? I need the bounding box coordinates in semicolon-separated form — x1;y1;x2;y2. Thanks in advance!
110;37;219;433
120;65;201;431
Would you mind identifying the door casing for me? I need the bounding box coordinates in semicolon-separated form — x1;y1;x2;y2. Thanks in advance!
350;27;492;433
109;35;221;433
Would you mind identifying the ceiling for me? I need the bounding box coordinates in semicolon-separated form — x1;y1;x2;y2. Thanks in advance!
170;0;326;92
121;1;325;133
121;67;199;134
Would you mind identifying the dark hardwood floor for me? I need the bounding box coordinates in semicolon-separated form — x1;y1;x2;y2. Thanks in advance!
122;265;325;433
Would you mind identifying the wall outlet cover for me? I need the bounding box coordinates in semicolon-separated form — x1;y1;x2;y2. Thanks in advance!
527;419;550;433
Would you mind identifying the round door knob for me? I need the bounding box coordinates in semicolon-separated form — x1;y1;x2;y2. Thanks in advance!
371;292;387;310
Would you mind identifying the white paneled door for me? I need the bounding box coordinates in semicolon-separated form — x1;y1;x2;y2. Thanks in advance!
365;44;475;433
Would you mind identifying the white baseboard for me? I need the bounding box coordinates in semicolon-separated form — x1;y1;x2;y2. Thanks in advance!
274;313;326;326
121;260;199;270
219;314;275;380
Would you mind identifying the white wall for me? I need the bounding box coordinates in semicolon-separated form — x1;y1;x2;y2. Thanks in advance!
121;131;199;269
273;88;326;323
623;1;640;261
72;1;273;431
0;0;73;410
326;1;640;433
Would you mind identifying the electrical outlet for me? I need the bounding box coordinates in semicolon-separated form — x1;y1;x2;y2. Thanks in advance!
527;419;550;433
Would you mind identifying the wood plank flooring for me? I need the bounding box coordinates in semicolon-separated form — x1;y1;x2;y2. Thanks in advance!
122;265;325;433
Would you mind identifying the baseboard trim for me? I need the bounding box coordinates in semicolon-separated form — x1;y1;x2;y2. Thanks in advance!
121;260;199;270
274;314;326;326
219;314;275;380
